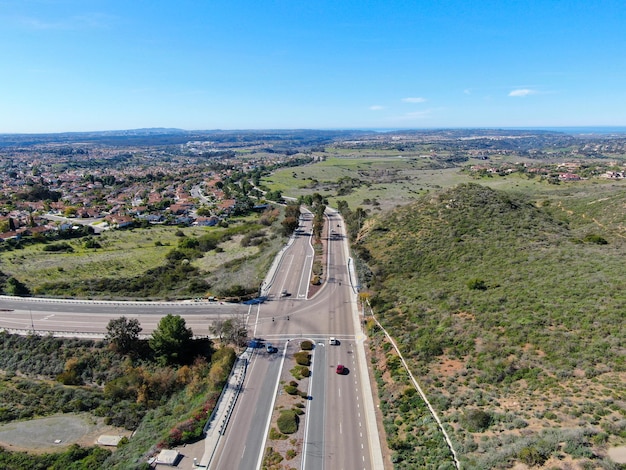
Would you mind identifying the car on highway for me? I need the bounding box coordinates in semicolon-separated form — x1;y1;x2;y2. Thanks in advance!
329;337;338;345
336;364;345;374
266;344;278;353
243;296;268;305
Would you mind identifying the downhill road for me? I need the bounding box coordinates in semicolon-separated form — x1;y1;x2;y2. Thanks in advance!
210;210;383;469
0;210;384;469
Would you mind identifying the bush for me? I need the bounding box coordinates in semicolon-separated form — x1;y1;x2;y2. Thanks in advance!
293;351;310;366
290;365;310;380
462;409;492;432
518;446;547;466
583;233;608;244
264;447;283;466
300;340;314;350
277;409;299;434
269;427;286;440
284;384;299;395
42;242;74;252
467;278;487;290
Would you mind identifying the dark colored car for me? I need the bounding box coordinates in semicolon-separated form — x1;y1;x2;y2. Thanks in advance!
336;364;345;374
243;296;268;305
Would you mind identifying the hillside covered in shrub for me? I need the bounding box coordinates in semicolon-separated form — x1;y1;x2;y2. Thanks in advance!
358;183;625;468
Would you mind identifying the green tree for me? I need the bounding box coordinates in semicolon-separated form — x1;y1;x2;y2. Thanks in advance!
149;314;193;364
5;277;30;296
105;317;142;354
281;216;299;236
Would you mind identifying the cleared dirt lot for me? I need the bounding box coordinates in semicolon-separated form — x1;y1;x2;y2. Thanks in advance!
0;413;129;453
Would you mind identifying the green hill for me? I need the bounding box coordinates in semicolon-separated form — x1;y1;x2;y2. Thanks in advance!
358;183;625;468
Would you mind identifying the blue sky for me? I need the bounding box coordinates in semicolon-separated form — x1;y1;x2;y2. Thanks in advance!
1;0;625;133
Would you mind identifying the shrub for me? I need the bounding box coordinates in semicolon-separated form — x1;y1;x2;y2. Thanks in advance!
294;351;310;366
462;409;492;432
300;340;314;350
518;446;547;466
284;384;299;395
277;410;299;434
264;446;283;466
290;365;310;380
269;427;286;440
42;242;73;252
583;233;608;244
467;278;487;290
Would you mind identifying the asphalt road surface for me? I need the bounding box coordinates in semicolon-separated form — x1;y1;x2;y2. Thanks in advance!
0;209;384;469
0;297;249;337
211;210;382;469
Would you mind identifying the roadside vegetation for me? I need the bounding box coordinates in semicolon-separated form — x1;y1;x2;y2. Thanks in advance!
0;207;286;301
0;313;235;469
264;340;312;469
357;183;626;468
0;444;111;470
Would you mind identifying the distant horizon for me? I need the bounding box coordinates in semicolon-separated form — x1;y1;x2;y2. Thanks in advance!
3;125;626;137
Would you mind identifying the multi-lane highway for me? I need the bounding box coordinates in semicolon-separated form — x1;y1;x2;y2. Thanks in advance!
210;210;383;469
0;296;249;337
0;209;384;469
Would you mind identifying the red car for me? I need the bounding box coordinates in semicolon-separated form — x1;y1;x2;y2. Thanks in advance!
336;364;345;374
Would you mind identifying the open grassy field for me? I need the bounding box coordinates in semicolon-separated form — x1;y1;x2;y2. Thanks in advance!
0;225;216;295
0;226;189;291
264;155;472;210
0;216;285;300
264;152;626;212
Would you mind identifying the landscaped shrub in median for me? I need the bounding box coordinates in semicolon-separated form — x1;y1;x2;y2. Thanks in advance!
290;365;310;380
276;409;299;434
293;351;310;366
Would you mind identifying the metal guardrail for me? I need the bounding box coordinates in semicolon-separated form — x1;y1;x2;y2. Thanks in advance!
0;327;106;338
0;294;242;308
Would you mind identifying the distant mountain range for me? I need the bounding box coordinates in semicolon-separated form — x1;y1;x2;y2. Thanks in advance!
1;126;625;148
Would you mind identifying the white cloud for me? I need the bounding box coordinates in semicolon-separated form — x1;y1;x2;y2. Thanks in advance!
402;97;427;103
369;105;385;111
387;110;433;121
508;89;537;97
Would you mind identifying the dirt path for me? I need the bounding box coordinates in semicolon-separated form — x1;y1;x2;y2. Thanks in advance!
0;414;130;454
